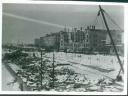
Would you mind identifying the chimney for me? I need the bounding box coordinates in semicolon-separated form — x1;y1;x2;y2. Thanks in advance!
80;27;82;31
74;28;77;32
87;26;89;29
92;26;94;29
91;25;93;29
94;26;95;30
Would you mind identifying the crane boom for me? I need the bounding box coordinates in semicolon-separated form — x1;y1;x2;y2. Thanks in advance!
99;5;124;74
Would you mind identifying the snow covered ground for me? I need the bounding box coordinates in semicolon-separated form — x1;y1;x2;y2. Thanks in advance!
38;52;123;80
34;51;124;92
2;50;124;92
2;64;20;91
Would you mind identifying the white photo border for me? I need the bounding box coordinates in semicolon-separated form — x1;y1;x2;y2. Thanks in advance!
0;1;127;95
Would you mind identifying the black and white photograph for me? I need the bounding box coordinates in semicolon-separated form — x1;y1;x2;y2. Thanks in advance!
2;3;126;93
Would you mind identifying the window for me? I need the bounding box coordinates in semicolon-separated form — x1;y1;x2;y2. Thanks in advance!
84;44;86;47
86;44;89;47
87;35;88;38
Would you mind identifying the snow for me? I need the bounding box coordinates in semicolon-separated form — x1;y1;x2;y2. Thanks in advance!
43;52;124;92
9;63;20;72
2;50;124;92
2;64;20;91
44;52;122;79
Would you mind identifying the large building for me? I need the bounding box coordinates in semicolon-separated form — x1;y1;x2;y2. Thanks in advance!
35;33;60;51
35;26;123;55
59;26;108;54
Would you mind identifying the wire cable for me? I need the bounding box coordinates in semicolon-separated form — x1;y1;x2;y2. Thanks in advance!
104;11;123;31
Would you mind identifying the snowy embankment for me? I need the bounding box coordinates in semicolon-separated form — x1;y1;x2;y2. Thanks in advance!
2;64;20;91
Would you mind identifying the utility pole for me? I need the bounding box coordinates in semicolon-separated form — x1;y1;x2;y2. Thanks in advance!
99;5;124;75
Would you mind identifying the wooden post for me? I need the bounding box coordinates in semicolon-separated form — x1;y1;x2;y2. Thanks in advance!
52;51;55;88
40;49;43;89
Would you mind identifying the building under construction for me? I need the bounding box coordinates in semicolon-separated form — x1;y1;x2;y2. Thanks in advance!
35;25;123;55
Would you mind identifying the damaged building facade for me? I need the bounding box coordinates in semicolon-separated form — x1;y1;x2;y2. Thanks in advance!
35;26;123;55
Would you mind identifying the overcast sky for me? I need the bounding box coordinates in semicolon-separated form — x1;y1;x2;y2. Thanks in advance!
2;4;124;44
